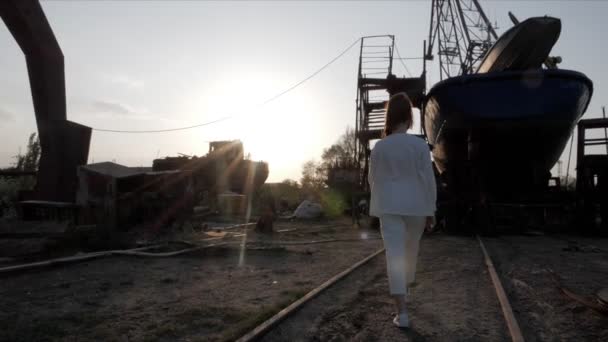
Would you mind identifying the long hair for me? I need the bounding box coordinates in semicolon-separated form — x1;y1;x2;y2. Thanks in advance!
383;92;413;138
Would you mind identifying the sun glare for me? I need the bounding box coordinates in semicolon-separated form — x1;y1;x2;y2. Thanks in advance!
186;72;318;182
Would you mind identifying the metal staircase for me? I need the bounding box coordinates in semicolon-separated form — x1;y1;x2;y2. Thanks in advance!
354;35;426;191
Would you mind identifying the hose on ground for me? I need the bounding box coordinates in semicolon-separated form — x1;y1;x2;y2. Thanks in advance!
0;236;381;275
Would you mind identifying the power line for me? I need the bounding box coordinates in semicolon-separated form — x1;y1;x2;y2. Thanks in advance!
394;45;412;77
92;117;232;134
93;37;362;134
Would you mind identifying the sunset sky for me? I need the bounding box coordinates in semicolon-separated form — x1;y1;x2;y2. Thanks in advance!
1;1;607;182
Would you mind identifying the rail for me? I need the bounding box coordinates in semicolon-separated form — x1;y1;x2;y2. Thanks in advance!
236;234;525;342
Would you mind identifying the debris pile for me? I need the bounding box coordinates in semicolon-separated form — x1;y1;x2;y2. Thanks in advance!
293;200;323;219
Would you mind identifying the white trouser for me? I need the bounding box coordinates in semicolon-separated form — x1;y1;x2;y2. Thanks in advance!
379;214;426;295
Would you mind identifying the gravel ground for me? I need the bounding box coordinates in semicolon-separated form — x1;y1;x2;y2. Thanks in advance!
0;220;382;342
263;234;509;342
3;220;607;342
484;234;608;342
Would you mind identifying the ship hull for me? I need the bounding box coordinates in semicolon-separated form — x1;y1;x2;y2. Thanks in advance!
477;16;561;73
424;69;593;199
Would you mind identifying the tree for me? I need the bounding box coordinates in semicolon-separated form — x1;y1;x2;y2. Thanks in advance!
300;160;325;191
321;144;345;167
337;126;357;167
320;127;357;169
298;126;359;207
280;179;299;188
316;126;360;191
14;132;40;172
0;132;40;217
275;179;302;211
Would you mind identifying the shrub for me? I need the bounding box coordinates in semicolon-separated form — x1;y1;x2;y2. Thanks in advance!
319;188;347;218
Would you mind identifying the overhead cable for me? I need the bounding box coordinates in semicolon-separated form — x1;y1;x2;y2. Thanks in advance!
93;37;362;134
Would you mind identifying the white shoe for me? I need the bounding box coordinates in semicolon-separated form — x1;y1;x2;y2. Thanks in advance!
392;312;409;328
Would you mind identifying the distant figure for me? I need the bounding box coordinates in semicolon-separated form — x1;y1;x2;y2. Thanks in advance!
256;210;275;234
358;198;368;215
256;193;276;234
368;92;437;328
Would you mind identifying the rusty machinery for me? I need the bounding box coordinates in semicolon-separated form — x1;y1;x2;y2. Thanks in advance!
0;0;92;203
1;2;269;226
153;141;269;195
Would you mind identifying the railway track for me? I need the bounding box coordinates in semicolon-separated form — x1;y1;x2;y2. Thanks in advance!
237;234;524;342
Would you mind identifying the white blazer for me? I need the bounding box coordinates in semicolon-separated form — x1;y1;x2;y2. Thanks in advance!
368;133;437;217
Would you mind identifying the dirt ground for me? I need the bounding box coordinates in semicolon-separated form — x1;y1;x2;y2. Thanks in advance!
484;235;608;342
2;220;607;342
0;219;382;342
263;234;509;342
263;233;608;342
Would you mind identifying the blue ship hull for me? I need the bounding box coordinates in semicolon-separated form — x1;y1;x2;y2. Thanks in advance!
424;69;593;198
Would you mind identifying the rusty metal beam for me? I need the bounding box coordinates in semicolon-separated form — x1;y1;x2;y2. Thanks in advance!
0;0;66;124
0;0;91;202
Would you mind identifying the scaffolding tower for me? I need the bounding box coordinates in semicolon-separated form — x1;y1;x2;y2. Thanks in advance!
576;115;608;232
354;36;426;192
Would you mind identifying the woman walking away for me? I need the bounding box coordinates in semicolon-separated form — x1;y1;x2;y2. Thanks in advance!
368;92;437;328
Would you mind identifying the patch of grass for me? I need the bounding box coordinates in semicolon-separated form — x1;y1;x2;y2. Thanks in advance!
319;189;347;219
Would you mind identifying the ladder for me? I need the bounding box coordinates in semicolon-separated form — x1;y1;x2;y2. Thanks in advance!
354;36;427;191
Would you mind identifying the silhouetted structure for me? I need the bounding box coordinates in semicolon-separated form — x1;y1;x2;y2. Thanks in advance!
354;36;426;192
426;0;498;79
423;2;593;231
0;0;91;203
153;140;269;216
576;118;608;233
76;162;193;229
